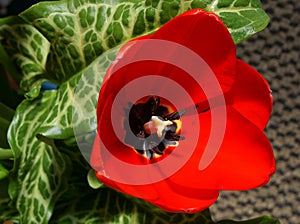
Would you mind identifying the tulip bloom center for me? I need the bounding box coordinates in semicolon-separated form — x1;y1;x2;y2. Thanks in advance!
125;96;185;159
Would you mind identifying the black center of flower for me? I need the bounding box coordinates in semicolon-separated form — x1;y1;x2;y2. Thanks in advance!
124;96;185;160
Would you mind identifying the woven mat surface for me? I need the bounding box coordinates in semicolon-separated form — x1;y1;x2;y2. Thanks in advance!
210;1;300;223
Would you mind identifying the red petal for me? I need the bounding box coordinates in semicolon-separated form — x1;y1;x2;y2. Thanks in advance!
151;9;237;92
150;181;219;213
226;60;273;130
169;107;275;190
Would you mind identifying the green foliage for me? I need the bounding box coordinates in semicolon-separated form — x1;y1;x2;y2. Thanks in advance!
1;0;269;95
6;91;69;224
0;0;276;223
0;17;50;98
87;169;104;189
0;163;9;180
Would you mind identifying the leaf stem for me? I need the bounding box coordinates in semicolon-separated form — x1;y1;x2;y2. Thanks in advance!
0;148;14;160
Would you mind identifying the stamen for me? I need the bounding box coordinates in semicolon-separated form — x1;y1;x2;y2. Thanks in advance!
163;109;186;121
125;96;186;159
148;97;160;114
165;133;185;141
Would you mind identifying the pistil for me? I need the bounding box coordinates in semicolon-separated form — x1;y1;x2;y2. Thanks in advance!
143;116;173;138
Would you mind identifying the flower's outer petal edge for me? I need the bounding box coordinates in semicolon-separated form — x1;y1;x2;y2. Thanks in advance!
95;169;219;213
226;59;273;130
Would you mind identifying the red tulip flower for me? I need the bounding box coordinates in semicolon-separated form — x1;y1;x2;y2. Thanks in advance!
91;9;276;213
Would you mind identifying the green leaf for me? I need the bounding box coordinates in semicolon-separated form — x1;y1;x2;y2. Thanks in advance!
209;0;270;44
20;0;180;83
0;0;269;94
217;216;281;224
87;169;103;189
0;163;9;180
0;148;13;160
37;45;120;140
0;16;50;98
7;91;69;224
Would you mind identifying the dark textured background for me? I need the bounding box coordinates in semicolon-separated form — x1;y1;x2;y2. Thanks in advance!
211;1;300;223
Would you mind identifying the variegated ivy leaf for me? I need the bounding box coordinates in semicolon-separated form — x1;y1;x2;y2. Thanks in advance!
7;91;69;224
203;0;270;43
5;46;118;223
0;16;50;98
0;0;268;93
37;45;120;140
18;0;182;84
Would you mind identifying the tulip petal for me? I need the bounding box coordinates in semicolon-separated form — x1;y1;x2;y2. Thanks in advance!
170;107;275;190
151;9;237;92
226;60;273;130
152;181;219;213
